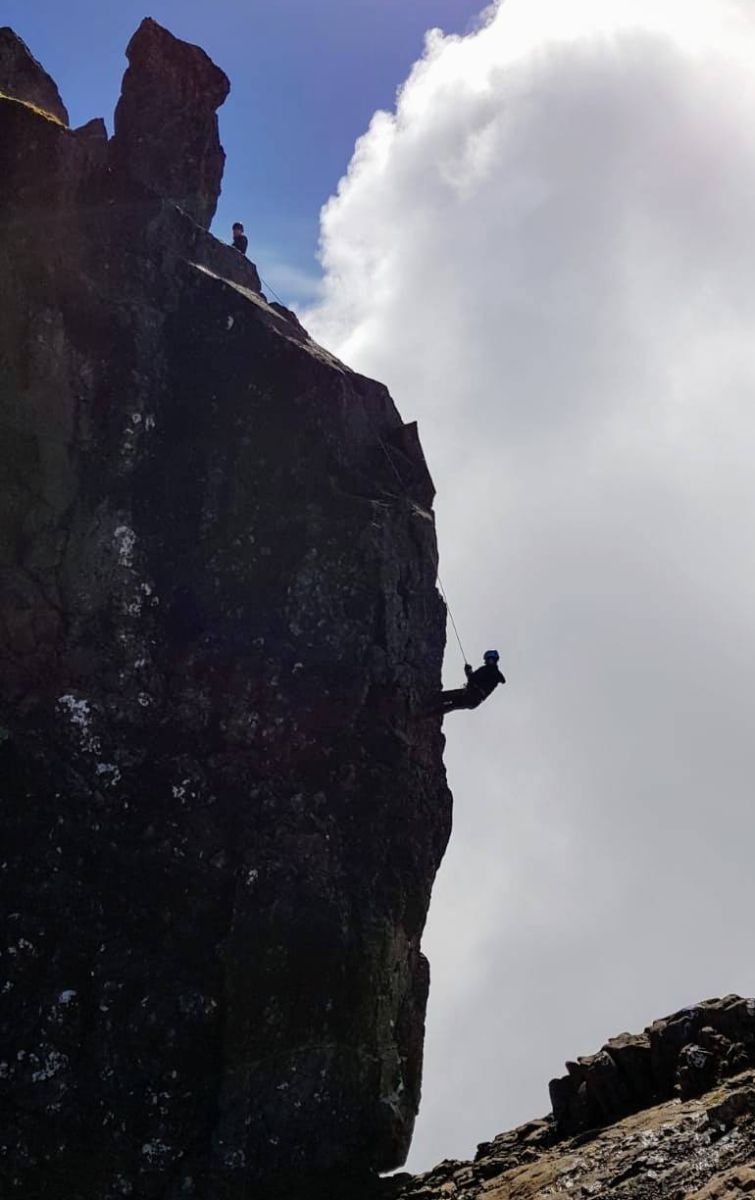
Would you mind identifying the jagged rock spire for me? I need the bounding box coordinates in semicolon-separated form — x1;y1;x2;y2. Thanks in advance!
111;17;230;227
0;26;69;124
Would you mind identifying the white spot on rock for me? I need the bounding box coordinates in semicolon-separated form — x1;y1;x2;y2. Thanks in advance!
31;1049;68;1083
113;525;136;568
96;763;122;785
57;695;100;754
141;1139;173;1165
8;937;35;957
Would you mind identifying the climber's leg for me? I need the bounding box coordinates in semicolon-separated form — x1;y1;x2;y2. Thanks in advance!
424;688;478;717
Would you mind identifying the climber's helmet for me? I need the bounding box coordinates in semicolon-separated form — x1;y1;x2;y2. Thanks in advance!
232;222;244;233
483;649;500;663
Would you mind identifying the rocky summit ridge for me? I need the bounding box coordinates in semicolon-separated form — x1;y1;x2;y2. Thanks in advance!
0;19;449;1199
386;996;755;1200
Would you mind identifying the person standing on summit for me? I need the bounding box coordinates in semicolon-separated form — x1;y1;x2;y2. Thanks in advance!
428;650;506;717
232;222;248;255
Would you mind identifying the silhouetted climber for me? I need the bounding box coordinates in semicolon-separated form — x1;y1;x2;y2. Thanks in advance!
427;650;506;716
232;222;248;255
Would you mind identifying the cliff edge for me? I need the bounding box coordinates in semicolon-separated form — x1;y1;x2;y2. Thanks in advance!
0;21;451;1198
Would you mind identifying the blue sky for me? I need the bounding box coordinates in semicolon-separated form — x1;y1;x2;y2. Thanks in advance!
5;0;485;298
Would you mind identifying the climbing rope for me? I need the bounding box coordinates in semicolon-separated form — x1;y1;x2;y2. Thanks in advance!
436;573;468;667
229;238;468;672
258;272;285;306
377;435;469;668
377;435;409;493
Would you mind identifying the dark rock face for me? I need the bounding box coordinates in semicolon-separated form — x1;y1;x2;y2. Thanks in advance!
74;116;108;143
0;25;450;1200
111;18;230;227
386;996;755;1200
0;26;69;124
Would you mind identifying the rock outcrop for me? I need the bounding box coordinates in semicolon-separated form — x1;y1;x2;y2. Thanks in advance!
0;22;450;1199
549;995;755;1135
386;996;755;1200
0;26;69;125
111;18;230;227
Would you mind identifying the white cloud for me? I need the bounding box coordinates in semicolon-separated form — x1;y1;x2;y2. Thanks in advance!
305;0;755;1173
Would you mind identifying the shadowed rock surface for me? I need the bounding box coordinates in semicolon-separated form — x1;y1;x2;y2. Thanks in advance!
384;996;755;1200
0;26;69;124
111;17;230;227
0;22;450;1200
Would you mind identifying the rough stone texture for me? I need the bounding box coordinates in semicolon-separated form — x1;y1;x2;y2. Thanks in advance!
0;27;450;1200
111;18;230;228
550;995;755;1134
0;26;69;125
73;116;108;144
384;997;755;1200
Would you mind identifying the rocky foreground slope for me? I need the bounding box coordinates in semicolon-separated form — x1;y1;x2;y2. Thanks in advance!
385;996;755;1200
0;21;450;1198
